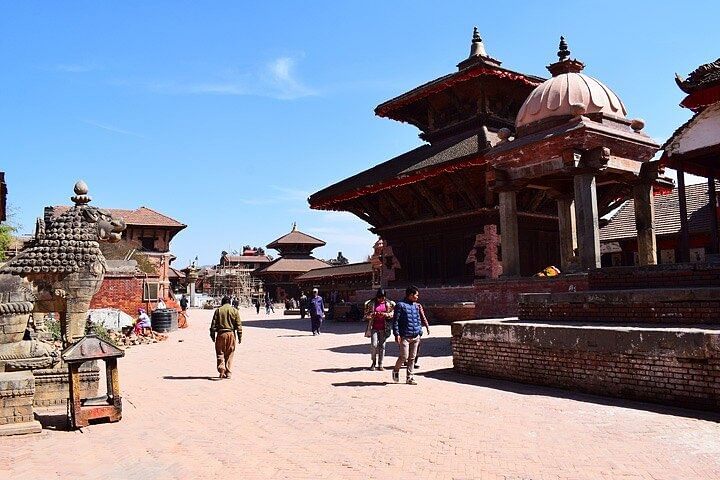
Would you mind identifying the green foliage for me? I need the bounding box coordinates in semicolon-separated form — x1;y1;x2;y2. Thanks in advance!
44;315;62;341
132;253;156;274
0;224;16;261
87;321;114;344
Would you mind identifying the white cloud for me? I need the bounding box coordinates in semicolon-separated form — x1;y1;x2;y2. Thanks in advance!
140;55;317;100
80;119;145;139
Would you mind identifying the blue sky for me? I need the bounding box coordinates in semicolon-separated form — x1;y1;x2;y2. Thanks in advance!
2;1;718;267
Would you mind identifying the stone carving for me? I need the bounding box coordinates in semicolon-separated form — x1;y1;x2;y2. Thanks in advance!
1;180;126;345
0;299;58;371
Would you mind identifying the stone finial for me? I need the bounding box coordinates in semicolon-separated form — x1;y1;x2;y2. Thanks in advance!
292;221;297;231
547;36;585;76
558;36;570;62
71;180;92;206
469;26;487;58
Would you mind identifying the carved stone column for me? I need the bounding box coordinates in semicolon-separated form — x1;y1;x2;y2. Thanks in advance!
573;173;601;269
499;190;520;276
556;197;578;272
633;181;657;266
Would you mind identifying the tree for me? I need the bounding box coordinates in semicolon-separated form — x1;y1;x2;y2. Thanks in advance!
0;224;15;261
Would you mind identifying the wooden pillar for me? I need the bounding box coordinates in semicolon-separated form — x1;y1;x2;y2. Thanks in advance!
633;182;657;266
573;173;601;269
677;163;690;263
708;174;719;255
556;198;577;272
499;191;520;276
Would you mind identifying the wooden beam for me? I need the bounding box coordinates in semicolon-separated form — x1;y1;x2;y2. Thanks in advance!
372;207;495;233
357;197;389;225
414;183;445;215
527;190;547;212
385;190;411;222
447;172;482;209
451;172;485;208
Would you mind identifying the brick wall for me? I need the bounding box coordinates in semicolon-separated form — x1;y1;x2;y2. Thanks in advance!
474;274;589;318
452;320;720;411
90;274;181;317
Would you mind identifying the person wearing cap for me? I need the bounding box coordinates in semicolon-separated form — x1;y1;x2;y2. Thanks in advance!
209;296;242;379
133;308;151;336
363;288;395;370
308;288;325;335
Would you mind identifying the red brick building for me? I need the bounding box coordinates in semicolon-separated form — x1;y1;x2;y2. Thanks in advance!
46;205;186;315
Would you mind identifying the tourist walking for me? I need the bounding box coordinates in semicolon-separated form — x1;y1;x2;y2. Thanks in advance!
299;292;308;319
392;286;429;385
364;288;395;370
180;294;188;312
308;288;325;335
209;296;242;379
265;295;275;315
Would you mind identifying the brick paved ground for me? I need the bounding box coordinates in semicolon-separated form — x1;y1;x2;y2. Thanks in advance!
1;307;720;480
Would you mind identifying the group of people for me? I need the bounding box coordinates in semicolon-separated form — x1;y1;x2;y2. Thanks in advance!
363;286;429;385
208;286;430;385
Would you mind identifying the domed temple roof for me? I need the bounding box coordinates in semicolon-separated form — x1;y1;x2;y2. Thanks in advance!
516;37;627;128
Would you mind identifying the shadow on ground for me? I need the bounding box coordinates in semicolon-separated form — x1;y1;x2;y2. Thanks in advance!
331;381;387;387
327;336;451;358
421;367;720;422
313;367;368;373
35;411;70;431
163;375;221;381
245;317;365;336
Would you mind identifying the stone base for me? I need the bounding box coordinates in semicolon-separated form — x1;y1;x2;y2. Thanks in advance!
33;361;100;407
0;420;41;436
519;287;720;324
452;319;720;411
0;371;41;436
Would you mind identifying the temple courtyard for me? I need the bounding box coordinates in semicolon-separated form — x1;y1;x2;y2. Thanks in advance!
1;307;719;480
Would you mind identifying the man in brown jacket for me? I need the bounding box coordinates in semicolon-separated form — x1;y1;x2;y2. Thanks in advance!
210;296;242;379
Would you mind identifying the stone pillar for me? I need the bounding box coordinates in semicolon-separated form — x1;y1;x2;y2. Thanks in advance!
677;163;690;263
499;191;520;276
187;269;198;308
633;182;657;266
573;173;601;269
556;198;577;272
708;174;719;255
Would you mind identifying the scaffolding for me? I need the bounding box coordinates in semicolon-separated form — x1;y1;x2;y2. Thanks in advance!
208;266;264;306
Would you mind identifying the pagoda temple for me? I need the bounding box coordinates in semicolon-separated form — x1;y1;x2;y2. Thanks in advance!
253;223;328;302
309;29;553;288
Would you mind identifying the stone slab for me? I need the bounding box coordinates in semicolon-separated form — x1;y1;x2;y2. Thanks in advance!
0;419;41;436
452;318;720;358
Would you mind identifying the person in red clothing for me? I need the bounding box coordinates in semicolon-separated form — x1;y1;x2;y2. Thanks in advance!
363;288;395;371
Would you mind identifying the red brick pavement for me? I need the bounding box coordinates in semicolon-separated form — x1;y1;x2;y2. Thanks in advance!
1;307;719;480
